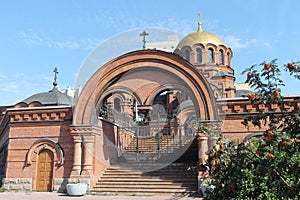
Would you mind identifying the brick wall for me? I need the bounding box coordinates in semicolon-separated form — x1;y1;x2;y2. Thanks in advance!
3;106;73;191
217;96;300;142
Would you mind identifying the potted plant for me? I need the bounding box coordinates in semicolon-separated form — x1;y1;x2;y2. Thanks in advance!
66;179;88;196
200;178;215;197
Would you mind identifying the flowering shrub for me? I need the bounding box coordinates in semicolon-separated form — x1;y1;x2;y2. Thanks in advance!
205;60;300;199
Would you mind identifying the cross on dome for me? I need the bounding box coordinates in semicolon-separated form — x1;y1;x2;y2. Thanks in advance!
140;31;149;50
53;67;59;87
198;12;203;32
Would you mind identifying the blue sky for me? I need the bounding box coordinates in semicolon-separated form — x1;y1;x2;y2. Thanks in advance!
0;0;299;105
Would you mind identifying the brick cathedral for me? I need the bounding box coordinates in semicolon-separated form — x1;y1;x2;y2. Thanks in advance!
0;16;299;193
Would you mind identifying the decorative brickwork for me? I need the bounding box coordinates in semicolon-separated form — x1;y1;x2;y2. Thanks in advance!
73;50;218;125
0;106;73;191
217;96;300;142
8;106;72;122
0;46;299;193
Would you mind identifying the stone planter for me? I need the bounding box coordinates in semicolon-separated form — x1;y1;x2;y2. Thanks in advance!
66;183;87;196
200;184;215;197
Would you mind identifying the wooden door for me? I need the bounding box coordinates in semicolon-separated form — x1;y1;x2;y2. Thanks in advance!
36;149;54;192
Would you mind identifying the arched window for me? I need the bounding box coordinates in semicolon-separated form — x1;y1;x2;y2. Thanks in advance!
219;49;224;64
196;48;202;63
208;48;214;63
185;50;190;62
227;52;231;66
114;98;121;112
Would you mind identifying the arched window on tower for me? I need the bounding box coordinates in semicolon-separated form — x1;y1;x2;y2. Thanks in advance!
219;49;224;64
196;48;202;63
114;98;121;112
185;50;190;62
208;48;214;63
227;52;231;66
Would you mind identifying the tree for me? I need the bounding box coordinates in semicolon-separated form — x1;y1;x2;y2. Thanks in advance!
205;60;300;199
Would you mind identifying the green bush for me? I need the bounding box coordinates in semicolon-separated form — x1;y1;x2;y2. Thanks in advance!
205;60;300;199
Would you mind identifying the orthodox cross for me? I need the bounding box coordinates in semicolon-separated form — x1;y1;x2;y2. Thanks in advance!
197;12;202;31
53;67;59;87
139;31;149;50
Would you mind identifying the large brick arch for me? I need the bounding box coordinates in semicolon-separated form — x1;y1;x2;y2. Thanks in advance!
73;50;218;125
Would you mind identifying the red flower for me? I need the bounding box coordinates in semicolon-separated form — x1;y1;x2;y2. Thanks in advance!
248;93;259;101
287;62;294;71
230;182;235;190
267;130;274;137
267;153;275;159
264;63;271;70
247;72;252;79
272;90;279;97
282;141;289;147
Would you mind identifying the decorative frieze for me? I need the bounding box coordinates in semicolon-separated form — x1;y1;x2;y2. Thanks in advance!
217;96;300;115
70;125;102;136
7;107;72;122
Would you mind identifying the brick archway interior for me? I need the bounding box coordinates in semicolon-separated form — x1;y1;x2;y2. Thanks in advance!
73;50;217;125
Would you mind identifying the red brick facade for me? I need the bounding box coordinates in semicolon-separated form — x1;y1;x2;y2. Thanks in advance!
0;106;73;191
0;37;299;193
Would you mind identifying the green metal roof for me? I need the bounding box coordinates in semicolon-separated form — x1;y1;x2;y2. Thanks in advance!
21;87;73;106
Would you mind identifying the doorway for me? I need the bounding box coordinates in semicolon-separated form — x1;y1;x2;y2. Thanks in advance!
36;149;54;191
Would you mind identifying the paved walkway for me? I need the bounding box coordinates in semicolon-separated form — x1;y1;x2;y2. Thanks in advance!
0;191;203;200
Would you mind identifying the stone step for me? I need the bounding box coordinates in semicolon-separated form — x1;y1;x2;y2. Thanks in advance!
104;168;196;175
100;170;196;176
92;136;198;195
98;177;197;183
95;181;197;189
90;187;192;195
96;180;183;185
102;171;143;175
103;170;197;179
94;183;187;188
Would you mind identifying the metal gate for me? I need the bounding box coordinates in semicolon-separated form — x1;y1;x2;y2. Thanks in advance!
99;106;197;169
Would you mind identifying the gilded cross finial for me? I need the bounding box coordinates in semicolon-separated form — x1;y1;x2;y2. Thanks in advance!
140;31;149;50
198;12;203;31
53;67;59;87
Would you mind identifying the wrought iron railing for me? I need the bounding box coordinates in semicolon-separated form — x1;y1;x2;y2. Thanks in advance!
99;106;197;166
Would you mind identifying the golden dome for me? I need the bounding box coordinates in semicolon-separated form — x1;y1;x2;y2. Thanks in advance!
176;14;225;49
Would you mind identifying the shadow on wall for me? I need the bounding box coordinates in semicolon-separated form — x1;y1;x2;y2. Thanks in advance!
0;143;8;187
101;120;118;161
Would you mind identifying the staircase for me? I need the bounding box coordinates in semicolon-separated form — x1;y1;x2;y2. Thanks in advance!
94;114;199;195
91;163;198;195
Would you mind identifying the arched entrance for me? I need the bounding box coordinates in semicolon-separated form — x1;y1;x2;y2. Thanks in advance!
73;50;218;125
36;149;54;192
70;49;218;175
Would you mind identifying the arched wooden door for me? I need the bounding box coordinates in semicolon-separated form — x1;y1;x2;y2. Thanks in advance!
36;149;54;192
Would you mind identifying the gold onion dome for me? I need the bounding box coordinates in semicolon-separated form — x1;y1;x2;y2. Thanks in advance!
176;14;225;49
